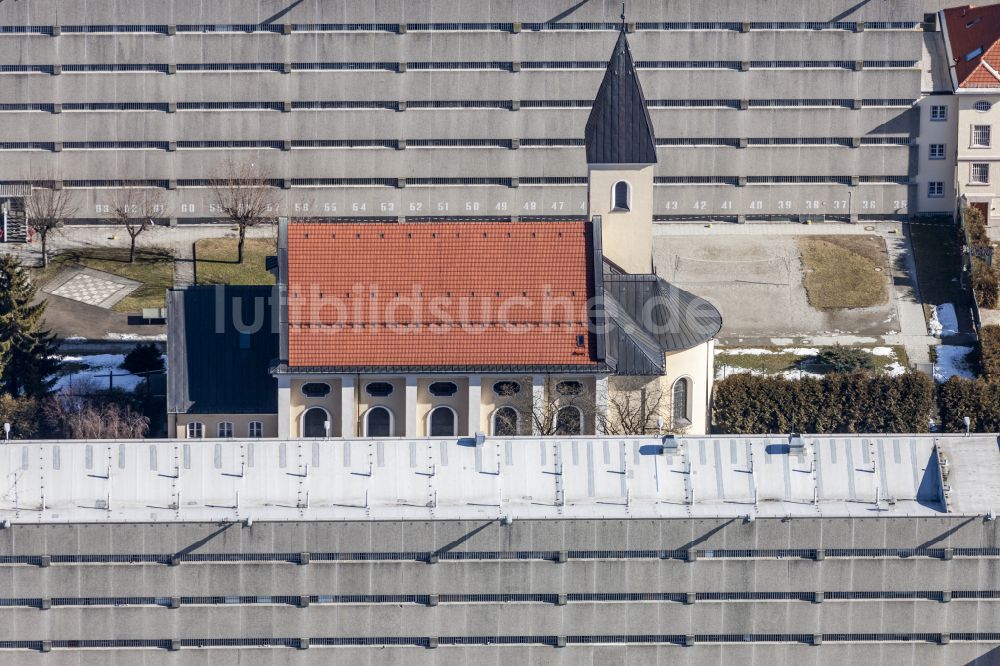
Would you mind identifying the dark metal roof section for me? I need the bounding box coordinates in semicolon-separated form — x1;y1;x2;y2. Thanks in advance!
603;273;723;375
167;285;279;415
585;28;658;165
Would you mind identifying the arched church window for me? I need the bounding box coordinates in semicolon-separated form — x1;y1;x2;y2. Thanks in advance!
613;181;630;211
672;377;691;427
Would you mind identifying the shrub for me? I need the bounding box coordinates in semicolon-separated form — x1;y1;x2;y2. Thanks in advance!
972;260;1000;309
937;377;1000;432
980;325;1000;382
712;372;934;434
0;393;43;439
815;347;876;373
121;343;164;376
964;206;989;247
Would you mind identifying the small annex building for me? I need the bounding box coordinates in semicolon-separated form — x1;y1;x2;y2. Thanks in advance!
167;26;722;439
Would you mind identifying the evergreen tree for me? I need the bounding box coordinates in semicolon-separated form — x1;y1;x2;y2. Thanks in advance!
0;255;61;398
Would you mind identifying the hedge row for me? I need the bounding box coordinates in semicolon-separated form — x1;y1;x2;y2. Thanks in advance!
712;372;935;434
937;377;1000;432
980;324;1000;382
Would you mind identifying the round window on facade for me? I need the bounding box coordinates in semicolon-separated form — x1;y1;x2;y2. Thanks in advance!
492;380;521;396
429;381;458;397
556;380;583;396
365;382;395;397
301;382;331;398
975;100;992;112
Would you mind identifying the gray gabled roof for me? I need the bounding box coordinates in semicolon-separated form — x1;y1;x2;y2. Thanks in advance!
167;285;278;415
603;274;723;375
584;29;658;165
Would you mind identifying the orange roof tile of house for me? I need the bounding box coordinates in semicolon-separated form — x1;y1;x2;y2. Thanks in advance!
943;3;1000;89
285;221;599;369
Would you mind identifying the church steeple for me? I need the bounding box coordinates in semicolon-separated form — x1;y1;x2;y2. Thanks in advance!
584;25;657;165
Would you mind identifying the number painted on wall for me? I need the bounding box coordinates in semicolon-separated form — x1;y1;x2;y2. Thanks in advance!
324;203;338;212
409;202;423;211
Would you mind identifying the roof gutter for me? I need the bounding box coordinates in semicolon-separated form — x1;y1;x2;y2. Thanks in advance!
277;216;289;366
590;214;607;365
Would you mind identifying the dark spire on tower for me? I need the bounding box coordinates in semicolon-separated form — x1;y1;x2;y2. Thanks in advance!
584;18;658;165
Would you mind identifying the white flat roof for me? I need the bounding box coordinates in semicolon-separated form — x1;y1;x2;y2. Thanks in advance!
0;434;991;524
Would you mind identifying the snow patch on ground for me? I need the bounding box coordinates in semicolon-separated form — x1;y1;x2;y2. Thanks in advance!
934;345;976;382
715;365;825;380
715;347;819;357
784;347;820;356
884;362;907;377
870;346;895;357
928;304;959;337
54;354;143;393
104;332;167;341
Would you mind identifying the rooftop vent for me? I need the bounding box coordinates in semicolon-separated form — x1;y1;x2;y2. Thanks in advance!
662;434;678;452
788;433;805;450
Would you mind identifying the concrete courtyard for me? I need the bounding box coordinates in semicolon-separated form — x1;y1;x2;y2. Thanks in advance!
653;222;948;365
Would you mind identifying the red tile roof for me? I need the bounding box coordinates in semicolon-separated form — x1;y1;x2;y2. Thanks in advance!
943;4;1000;89
286;221;598;369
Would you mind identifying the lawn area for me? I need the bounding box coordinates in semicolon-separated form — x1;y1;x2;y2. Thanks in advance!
798;235;889;309
715;344;909;380
34;247;174;313
195;237;276;286
909;221;972;330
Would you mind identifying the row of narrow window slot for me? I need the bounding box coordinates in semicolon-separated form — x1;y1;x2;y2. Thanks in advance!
0;177;912;189
0;60;919;73
0;22;921;35
0;590;995;607
0;138;912;151
0;547;993;563
0;634;990;650
0;100;917;112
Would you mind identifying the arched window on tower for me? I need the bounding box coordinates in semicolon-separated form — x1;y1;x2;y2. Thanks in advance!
613;181;630;211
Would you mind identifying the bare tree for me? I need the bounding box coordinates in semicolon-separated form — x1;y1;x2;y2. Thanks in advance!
208;158;280;263
596;377;680;436
24;180;78;268
105;186;167;263
45;383;150;439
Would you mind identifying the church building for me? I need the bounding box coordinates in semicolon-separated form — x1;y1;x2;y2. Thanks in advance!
167;27;723;439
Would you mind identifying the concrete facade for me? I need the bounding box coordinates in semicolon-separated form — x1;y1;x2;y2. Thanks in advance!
0;516;998;663
0;433;996;661
0;1;960;224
